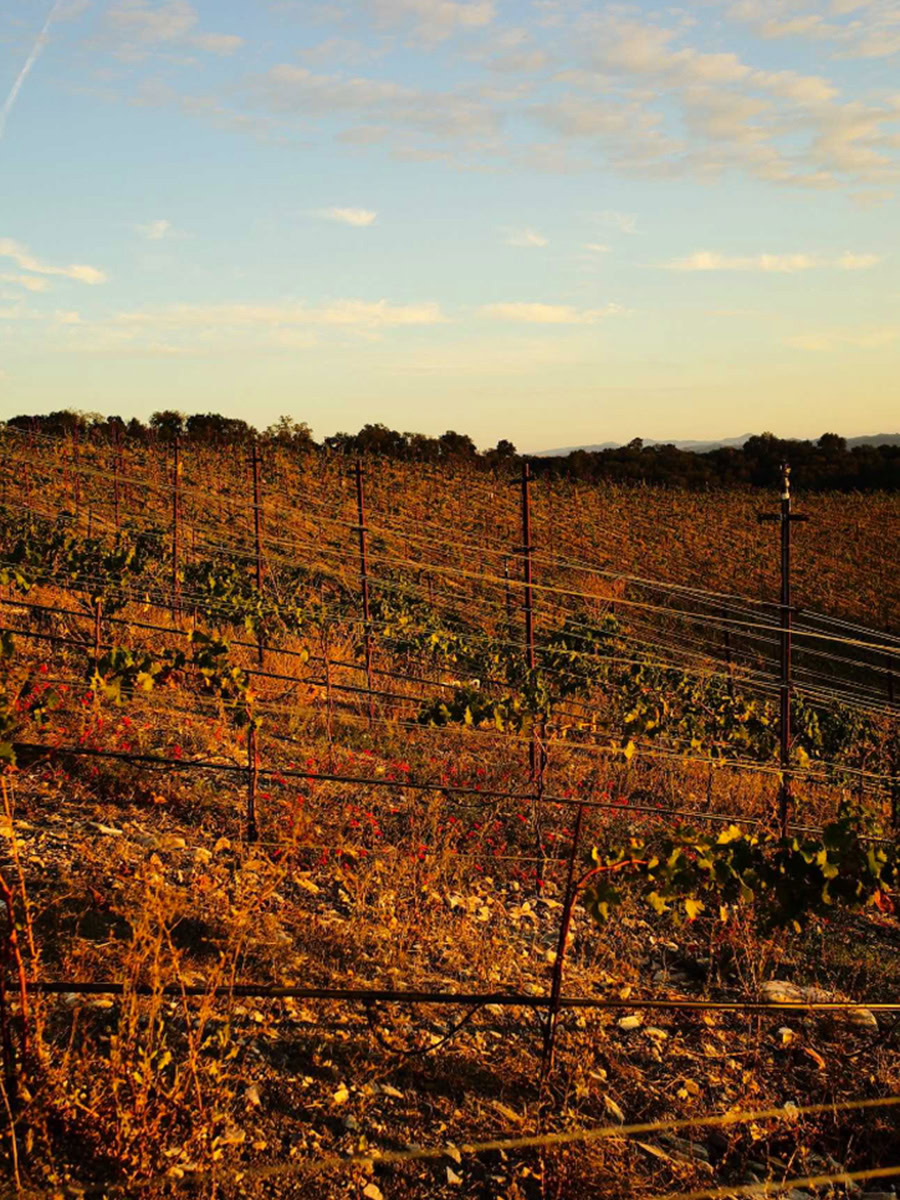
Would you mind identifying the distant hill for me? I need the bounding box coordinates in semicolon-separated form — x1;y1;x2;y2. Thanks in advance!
847;434;900;448
534;435;753;456
535;433;900;456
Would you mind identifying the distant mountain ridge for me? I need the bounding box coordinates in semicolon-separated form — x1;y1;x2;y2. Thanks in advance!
534;433;900;456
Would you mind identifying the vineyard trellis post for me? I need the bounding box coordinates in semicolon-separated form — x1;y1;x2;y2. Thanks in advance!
113;425;121;532
758;463;807;836
519;462;538;780
93;598;102;669
251;439;265;668
246;723;259;842
72;428;81;509
721;605;734;692
321;620;335;762
888;639;898;828
543;800;586;1074
354;459;375;724
171;435;181;617
518;462;548;879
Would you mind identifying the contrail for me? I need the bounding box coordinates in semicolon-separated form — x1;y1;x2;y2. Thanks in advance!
0;0;65;141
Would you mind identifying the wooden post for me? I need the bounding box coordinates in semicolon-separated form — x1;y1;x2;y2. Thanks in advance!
93;599;102;669
113;427;121;532
758;464;807;836
247;723;259;842
251;440;265;668
171;437;181;617
520;463;537;781
888;638;898;829
354;460;375;724
543;802;586;1073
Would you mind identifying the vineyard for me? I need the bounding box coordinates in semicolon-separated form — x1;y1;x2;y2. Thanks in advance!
0;423;898;1199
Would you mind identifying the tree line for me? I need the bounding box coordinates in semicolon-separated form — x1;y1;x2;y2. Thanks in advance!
4;409;899;491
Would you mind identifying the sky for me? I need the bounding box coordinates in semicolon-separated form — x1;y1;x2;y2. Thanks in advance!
0;0;899;451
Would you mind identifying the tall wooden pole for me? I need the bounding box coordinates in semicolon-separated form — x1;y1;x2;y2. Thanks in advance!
171;436;181;617
252;440;265;667
355;460;375;723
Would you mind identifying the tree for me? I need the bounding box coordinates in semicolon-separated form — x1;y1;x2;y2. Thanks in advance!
150;411;186;442
126;417;149;441
356;423;406;457
264;416;315;450
818;432;847;453
324;431;354;454
483;438;518;468
185;413;255;444
438;430;476;459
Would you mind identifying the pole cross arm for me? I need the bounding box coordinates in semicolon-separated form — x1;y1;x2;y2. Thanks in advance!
757;513;810;524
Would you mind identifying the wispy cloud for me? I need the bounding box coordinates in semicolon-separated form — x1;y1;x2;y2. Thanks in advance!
0;238;107;285
3;296;447;356
663;250;881;272
597;210;638;234
481;301;623;323
114;299;444;329
135;218;173;240
190;32;243;55
503;227;548;247
537;13;900;189
835;251;882;270
247;64;501;161
0;272;50;293
314;207;378;227
369;0;495;45
726;0;900;60
99;1;243;60
96;3;900;194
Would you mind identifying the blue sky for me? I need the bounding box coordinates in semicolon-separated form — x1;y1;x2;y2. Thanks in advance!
1;0;898;449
